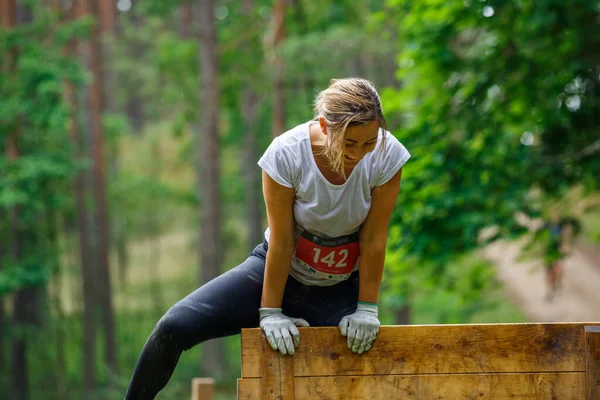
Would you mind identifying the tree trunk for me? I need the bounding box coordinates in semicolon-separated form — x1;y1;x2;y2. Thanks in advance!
9;186;41;400
54;297;68;400
67;1;97;392
241;0;264;250
100;0;130;290
180;3;194;38
87;0;118;376
0;209;5;386
125;8;145;134
149;142;165;314
98;0;116;33
14;0;31;23
242;88;264;250
0;0;10;370
7;175;27;400
74;4;98;303
266;0;286;138
197;0;226;378
11;289;34;400
43;206;67;400
4;2;32;399
8;95;31;400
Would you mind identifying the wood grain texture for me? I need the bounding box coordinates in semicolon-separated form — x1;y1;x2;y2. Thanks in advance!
241;328;262;378
238;373;584;399
585;326;600;400
241;324;591;378
191;377;214;400
237;378;261;400
261;331;295;399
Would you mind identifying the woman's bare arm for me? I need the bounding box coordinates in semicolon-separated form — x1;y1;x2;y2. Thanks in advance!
260;170;296;308
358;168;403;304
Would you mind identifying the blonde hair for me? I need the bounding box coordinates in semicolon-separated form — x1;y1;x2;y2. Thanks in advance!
313;77;387;177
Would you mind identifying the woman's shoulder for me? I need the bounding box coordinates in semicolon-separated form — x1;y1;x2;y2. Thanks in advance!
271;122;310;149
258;122;312;187
369;129;410;161
382;129;407;150
264;122;313;165
366;129;410;186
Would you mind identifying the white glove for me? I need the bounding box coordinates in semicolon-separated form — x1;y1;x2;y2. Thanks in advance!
259;308;310;355
339;303;380;354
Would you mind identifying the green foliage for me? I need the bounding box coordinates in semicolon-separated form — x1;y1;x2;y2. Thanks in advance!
381;226;503;324
279;25;394;87
0;7;89;293
0;254;55;294
379;0;600;271
110;132;198;239
136;0;186;16
107;13;199;132
371;0;600;324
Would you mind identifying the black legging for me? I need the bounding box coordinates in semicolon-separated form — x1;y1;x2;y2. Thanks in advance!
124;241;359;399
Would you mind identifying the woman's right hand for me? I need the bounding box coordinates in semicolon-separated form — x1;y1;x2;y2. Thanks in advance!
259;308;310;355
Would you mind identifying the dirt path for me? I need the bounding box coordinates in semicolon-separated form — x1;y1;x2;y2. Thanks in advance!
483;239;600;322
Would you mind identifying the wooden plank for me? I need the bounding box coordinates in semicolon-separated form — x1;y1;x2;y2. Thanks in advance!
261;331;295;399
191;377;214;400
295;372;585;399
241;328;263;378
585;326;600;400
237;373;584;399
241;323;591;378
238;378;261;400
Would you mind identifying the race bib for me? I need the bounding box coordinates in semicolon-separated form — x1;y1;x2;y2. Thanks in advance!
294;230;360;279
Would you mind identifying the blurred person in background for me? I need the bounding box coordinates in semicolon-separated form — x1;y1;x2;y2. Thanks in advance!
541;207;580;302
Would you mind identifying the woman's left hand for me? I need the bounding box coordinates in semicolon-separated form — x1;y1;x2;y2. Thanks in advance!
339;303;380;354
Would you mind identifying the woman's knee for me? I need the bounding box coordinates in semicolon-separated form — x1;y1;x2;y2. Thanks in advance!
151;308;200;351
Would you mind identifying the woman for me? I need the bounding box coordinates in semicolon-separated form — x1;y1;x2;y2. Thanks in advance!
125;77;410;399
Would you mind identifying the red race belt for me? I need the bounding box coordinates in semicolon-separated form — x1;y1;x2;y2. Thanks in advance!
294;230;359;276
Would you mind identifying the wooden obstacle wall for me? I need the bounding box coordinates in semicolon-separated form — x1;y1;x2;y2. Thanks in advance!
237;323;600;399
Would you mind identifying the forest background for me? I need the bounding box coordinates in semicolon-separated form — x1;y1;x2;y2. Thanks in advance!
1;0;599;399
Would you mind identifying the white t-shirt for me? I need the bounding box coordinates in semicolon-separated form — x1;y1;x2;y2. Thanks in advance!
257;120;410;286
